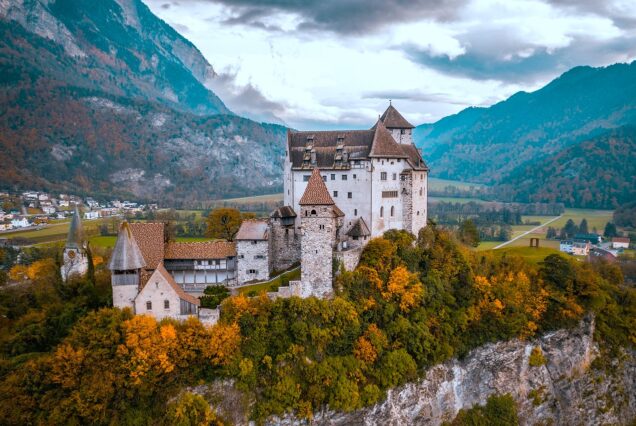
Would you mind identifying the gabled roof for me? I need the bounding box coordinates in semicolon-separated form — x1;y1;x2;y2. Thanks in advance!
399;144;429;171
144;262;200;306
299;168;335;205
164;241;236;260
109;222;146;271
380;104;414;129
347;218;371;237
270;206;297;219
288;129;374;169
129;223;165;270
66;207;84;249
236;219;269;241
369;120;409;158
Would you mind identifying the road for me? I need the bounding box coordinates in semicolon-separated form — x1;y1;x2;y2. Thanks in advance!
493;215;563;250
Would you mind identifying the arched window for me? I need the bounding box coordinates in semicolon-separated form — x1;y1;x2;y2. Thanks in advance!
419;188;423;196
380;206;384;217
390;206;394;217
311;209;317;216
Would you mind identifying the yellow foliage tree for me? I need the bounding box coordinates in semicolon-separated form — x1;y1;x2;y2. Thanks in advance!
204;322;241;366
383;266;424;312
8;264;28;282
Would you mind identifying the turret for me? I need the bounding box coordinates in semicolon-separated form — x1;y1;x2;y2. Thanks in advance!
298;168;343;298
380;102;415;145
109;222;146;311
61;207;88;280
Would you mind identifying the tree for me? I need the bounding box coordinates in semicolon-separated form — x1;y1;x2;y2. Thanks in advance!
546;227;557;239
166;392;220;426
603;222;618;238
459;219;480;247
205;208;254;241
563;219;578;238
579;218;588;234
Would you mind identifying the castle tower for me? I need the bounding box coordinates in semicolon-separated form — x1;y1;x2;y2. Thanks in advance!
380;102;415;145
61;207;88;280
298;168;344;298
108;222;146;312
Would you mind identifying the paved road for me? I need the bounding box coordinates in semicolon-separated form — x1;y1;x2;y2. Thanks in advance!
493;215;563;250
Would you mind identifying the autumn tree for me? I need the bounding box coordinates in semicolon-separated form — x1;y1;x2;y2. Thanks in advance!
166;392;221;426
205;208;255;241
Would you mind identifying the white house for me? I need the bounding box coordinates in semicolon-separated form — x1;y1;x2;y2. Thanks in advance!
11;218;30;228
612;237;630;249
134;262;200;321
571;242;590;256
42;206;56;215
559;240;573;253
84;211;99;220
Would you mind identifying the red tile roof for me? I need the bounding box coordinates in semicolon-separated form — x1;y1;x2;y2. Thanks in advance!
369;120;409;158
164;241;236;259
236;219;269;240
612;237;630;243
129;222;165;270
299;168;335;205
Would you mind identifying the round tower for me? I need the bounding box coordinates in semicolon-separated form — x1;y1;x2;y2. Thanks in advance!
298;168;343;298
108;222;146;311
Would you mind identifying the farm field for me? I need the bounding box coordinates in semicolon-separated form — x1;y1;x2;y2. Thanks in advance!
429;196;489;204
1;218;111;246
428;177;486;191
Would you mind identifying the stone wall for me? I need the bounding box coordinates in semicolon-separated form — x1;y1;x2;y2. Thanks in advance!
269;219;300;272
237;240;270;284
334;247;362;272
198;307;220;326
400;171;413;234
300;205;336;298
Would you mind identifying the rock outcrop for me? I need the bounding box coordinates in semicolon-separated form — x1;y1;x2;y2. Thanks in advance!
199;316;636;425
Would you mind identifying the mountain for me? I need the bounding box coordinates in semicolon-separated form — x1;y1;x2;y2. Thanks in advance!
414;62;636;186
495;126;636;208
0;0;287;203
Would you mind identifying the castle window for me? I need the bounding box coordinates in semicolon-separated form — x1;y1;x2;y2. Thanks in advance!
353;174;357;179
382;191;398;198
348;192;352;199
417;211;420;215
311;209;317;216
353;236;359;241
380;172;387;181
251;241;257;245
146;301;152;311
419;188;423;196
303;175;310;182
392;173;397;180
382;160;384;165
333;191;338;197
248;269;257;274
255;255;265;259
319;224;325;230
421;174;424;180
390;206;394;217
397;159;401;162
331;174;335;180
285;229;289;235
391;161;394;165
239;255;244;259
354;209;357;216
164;300;170;309
342;175;347;181
322;175;327;181
401;129;406;134
380;207;384;217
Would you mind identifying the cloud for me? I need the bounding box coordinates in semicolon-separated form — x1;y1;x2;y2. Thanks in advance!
205;0;468;35
205;67;288;124
363;90;469;105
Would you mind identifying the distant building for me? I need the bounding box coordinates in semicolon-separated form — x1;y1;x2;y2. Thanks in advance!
612;237;630;249
11;218;30;228
84;211;99;220
559;240;573;253
42;206;56;215
571;241;590;256
236;219;271;283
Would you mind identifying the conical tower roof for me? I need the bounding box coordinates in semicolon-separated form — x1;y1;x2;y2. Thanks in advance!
66;206;84;249
380;103;414;129
369;119;409;158
108;222;146;271
299;168;335;205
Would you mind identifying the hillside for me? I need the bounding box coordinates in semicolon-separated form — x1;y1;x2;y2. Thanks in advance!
414;62;636;185
0;0;289;203
494;127;636;208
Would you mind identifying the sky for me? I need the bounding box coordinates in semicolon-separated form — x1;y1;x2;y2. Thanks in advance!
143;0;636;130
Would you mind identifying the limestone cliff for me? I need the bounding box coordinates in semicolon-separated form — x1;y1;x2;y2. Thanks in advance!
198;315;636;425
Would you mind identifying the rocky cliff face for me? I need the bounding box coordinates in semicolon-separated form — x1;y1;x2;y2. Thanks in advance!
200;316;636;425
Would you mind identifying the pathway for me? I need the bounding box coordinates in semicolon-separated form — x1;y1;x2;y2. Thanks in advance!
493;215;563;249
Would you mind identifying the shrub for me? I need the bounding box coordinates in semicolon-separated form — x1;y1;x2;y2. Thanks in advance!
529;347;546;367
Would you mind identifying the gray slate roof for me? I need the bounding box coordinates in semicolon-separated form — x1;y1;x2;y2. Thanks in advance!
108;222;147;271
66;207;84;249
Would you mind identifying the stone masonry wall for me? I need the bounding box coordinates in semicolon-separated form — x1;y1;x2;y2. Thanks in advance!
400;171;413;235
269;219;301;272
237;240;270;284
334;247;362;272
300;205;336;298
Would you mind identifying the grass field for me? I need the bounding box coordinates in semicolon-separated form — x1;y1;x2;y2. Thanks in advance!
1;218;110;246
489;246;565;264
428;177;487;191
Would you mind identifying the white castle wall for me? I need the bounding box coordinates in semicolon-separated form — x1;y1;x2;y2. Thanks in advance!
112;282;139;312
237;240;270;284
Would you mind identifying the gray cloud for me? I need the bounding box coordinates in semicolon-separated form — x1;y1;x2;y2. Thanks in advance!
404;32;636;83
205;69;288;125
545;0;636;29
204;0;467;35
363;90;469;105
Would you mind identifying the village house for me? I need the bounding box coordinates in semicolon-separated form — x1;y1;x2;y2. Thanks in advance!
11;217;30;228
612;237;630;249
84;210;99;220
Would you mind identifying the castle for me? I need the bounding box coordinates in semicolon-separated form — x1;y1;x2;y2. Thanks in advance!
62;104;429;322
